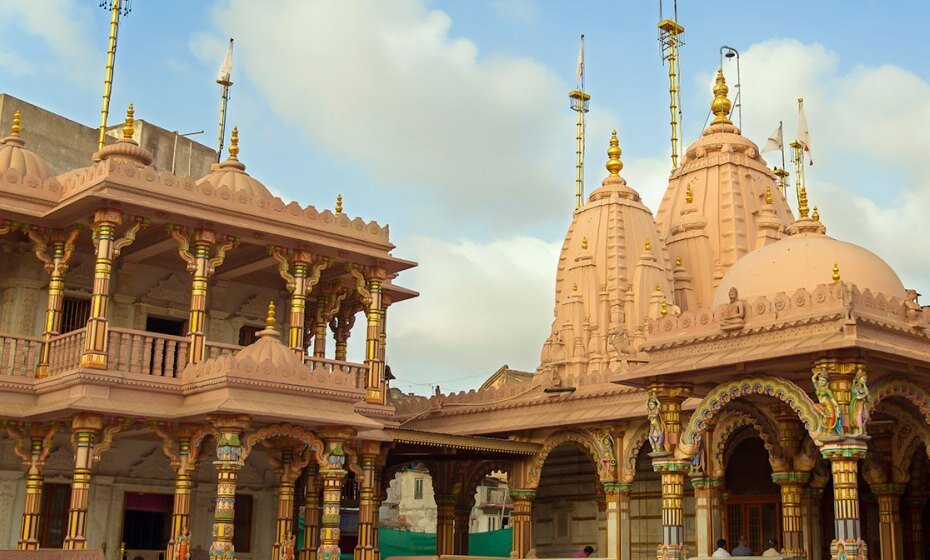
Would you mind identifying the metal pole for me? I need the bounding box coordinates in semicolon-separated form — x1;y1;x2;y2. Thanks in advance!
98;0;122;150
216;84;230;162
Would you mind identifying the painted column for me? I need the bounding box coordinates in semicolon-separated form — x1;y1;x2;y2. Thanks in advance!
163;428;198;560
453;501;471;555
318;436;348;560
63;413;103;549
15;423;56;549
910;495;926;560
822;439;869;560
314;296;330;358
435;495;456;556
648;384;692;560
874;484;906;560
81;209;143;368
604;483;627;560
300;463;320;560
773;472;810;560
269;248;330;355
617;485;633;560
273;449;298;560
350;265;387;405
510;489;535;559
168;227;236;364
28;227;80;377
331;311;355;362
208;417;248;560
355;442;381;560
690;476;722;558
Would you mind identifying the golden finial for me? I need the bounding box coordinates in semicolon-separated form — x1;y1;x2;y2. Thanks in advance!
661;298;669;316
336;194;344;214
798;185;810;218
606;130;623;175
266;300;276;329
572;282;578;292
812;206;820;222
765;185;773;205
581;237;588;250
122;104;135;140
228;126;240;160
710;68;733;125
685;184;693;204
655;282;661;291
675;256;682;267
832;263;841;282
10;110;21;136
645;239;651;252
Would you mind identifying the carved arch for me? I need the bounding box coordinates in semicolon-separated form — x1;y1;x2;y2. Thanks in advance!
710;411;776;479
869;377;930;426
620;422;649;484
678;376;820;458
461;460;511;504
526;428;616;489
241;424;326;465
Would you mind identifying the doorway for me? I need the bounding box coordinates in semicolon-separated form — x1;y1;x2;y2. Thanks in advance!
724;434;780;554
122;492;172;554
145;316;185;336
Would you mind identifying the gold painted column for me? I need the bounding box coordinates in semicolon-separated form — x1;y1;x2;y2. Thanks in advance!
822;439;869;560
169;227;237;364
648;384;692;560
435;495;456;556
163;428;198;560
270;248;330;355
510;489;535;559
13;423;56;550
27;227;80;377
313;296;331;358
81;210;143;368
300;463;321;560
773;472;810;560
209;417;249;560
355;442;381;560
331;309;356;362
318;434;349;560
453;500;471;555
604;483;629;560
874;484;905;560
350;265;387;405
63;413;104;549
690;476;722;558
274;446;311;560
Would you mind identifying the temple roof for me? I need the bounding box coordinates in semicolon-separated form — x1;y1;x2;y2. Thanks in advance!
0;111;51;181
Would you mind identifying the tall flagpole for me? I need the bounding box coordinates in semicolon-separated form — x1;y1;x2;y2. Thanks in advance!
658;1;684;170
216;38;234;162
773;120;789;195
569;34;590;209
790;99;808;217
98;0;128;150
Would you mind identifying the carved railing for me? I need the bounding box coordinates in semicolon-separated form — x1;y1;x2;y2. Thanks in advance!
47;328;85;375
107;327;189;377
0;333;41;377
205;340;241;360
304;355;367;389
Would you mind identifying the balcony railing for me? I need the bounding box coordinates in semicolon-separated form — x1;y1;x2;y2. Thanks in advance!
0;333;41;377
108;328;189;377
47;328;86;375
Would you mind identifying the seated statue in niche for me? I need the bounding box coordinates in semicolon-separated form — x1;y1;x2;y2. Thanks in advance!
718;287;746;331
905;289;926;329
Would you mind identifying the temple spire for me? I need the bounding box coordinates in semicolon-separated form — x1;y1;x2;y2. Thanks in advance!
711;69;733;125
121;104;134;141
606;130;623;175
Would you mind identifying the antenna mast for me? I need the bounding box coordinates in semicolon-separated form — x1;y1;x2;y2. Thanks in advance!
658;0;684;170
569;35;590;209
97;0;131;150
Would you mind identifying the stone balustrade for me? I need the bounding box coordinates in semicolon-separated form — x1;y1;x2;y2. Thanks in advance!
0;333;41;376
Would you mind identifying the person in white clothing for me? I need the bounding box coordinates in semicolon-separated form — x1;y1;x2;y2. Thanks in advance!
712;538;732;558
762;539;781;557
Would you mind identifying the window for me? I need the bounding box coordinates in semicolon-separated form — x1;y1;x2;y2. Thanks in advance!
39;483;71;548
61;297;91;333
239;325;262;346
414;478;424;500
233;494;253;553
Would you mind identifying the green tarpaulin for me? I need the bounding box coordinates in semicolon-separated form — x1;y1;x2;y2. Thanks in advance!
379;528;512;559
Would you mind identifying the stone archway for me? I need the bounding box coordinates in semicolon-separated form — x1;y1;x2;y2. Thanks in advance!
526;429;616;490
869;377;930;426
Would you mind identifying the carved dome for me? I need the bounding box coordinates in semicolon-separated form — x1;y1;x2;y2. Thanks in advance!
196;127;273;203
712;216;906;307
655;69;794;311
0;111;52;181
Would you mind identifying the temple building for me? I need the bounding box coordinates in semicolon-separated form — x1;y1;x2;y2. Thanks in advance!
0;32;929;560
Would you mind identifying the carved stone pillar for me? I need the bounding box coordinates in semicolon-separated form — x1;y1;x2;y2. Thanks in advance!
159;426;199;560
823;438;869;560
208;416;249;560
27;227;80;377
355;442;381;560
616;485;632;560
12;423;56;549
647;384;692;560
691;476;722;558
603;484;626;560
270;248;329;355
81;210;143;368
349;265;387;405
773;472;810;560
63;413;104;549
300;463;320;560
273;446;311;560
910;495;926;560
874;484;906;560
435;495;456;556
318;434;349;560
330;309;356;362
453;501;471;555
510;489;535;559
802;486;825;560
169;227;237;363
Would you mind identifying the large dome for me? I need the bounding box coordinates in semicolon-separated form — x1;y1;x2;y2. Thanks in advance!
196;127;274;202
712;219;906;307
0;111;51;181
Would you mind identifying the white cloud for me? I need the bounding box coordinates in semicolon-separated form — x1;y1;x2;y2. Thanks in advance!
386;234;560;393
489;0;540;26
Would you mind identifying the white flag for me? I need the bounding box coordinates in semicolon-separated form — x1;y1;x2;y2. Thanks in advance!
797;102;813;164
762;122;783;153
576;35;584;82
216;38;234;85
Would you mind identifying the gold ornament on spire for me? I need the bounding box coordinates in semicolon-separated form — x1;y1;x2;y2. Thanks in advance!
765;185;773;205
336;194;344;214
122;104;134;140
711;68;733;125
655;282;661;291
675;256;682;267
645;239;651;252
812;206;820;222
228;126;239;160
661;298;669;316
11;110;21;136
606;130;623;175
685;184;693;204
798;185;810;218
832;263;841;282
266;300;276;329
581;237;588;250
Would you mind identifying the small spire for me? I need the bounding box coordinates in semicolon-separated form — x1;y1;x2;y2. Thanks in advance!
336;194;344;214
228;126;240;160
675;256;682;267
645;239;651;252
661;298;669;316
581;237;588;250
685;184;693;204
606;130;623;175
798;185;810;218
655;282;661;291
122;104;135;140
832;263;841;282
812;206;820;222
266;300;276;329
10;110;21;136
572;282;578;292
765;185;773;205
710;68;733;125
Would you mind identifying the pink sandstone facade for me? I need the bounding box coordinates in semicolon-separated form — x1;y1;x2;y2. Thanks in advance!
0;62;928;560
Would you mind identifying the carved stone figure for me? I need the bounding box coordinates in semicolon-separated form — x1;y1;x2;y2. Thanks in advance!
647;391;668;453
812;370;841;435
905;289;926;329
718;287;745;331
280;534;296;560
176;530;191;560
848;365;871;435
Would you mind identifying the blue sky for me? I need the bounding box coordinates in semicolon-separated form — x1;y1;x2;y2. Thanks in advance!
3;0;930;393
